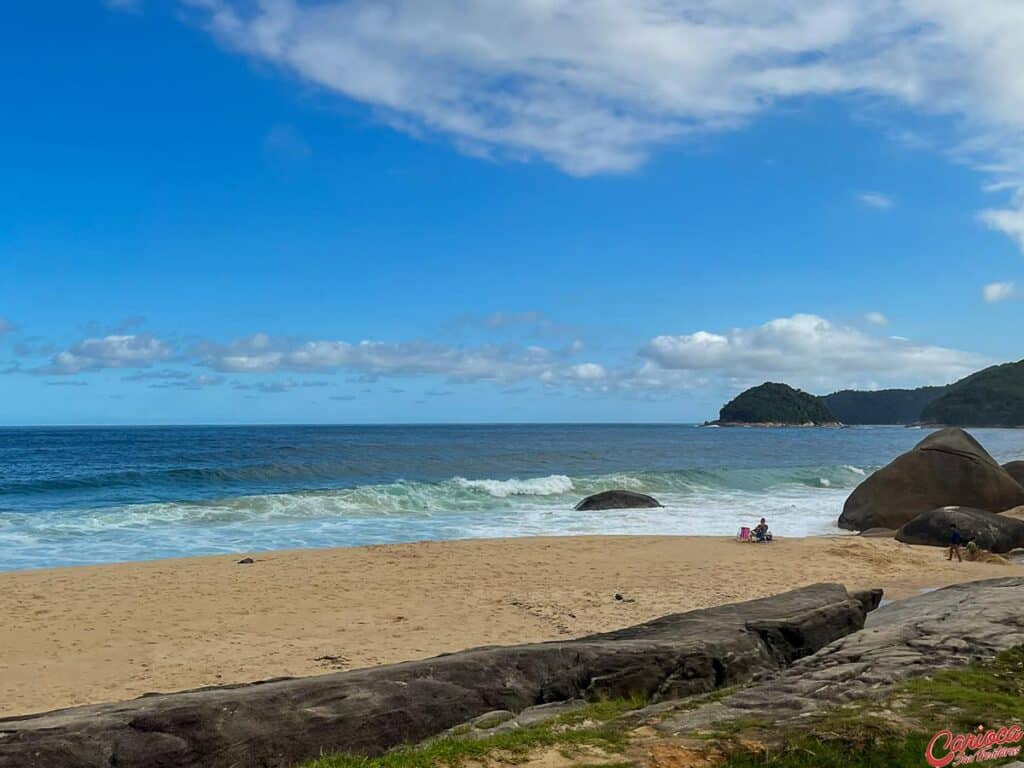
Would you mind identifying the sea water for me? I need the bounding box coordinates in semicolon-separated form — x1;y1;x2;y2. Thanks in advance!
1;424;1022;571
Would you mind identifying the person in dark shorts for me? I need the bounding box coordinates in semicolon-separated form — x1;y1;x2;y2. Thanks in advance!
753;517;772;542
948;523;962;562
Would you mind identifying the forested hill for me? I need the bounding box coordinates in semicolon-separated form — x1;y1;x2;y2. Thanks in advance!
920;360;1024;427
823;386;949;425
717;382;839;425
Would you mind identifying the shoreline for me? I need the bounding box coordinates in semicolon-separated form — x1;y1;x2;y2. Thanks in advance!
0;530;869;577
2;534;1021;719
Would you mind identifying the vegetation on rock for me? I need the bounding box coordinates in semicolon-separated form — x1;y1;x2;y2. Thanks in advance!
300;696;641;768
302;648;1024;768
823;386;948;425
921;360;1024;427
718;382;838;425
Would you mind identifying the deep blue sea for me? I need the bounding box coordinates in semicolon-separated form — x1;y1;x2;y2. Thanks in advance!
2;425;1022;572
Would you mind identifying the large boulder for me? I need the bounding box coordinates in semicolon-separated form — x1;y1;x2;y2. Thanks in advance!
895;506;1024;553
838;428;1024;531
574;490;662;510
0;584;871;768
652;578;1024;733
1004;460;1024;487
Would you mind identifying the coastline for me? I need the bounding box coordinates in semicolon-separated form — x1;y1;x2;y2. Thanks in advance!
2;534;1020;718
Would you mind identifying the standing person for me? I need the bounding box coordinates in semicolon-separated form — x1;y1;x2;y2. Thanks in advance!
948;523;963;562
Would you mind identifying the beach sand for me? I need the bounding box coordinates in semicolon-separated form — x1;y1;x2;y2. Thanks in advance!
2;534;1020;718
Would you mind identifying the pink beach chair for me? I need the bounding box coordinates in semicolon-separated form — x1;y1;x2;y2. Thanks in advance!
737;526;751;542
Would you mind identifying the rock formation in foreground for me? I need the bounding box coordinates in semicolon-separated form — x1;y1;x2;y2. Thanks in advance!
713;382;840;426
1005;460;1024;487
838;427;1024;531
0;583;873;768
895;505;1024;553
574;489;662;510
650;577;1024;733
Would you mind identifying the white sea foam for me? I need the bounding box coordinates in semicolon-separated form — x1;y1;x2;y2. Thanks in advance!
454;474;574;497
0;466;861;570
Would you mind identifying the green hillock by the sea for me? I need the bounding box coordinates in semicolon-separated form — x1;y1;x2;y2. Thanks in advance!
822;386;949;425
716;359;1024;427
716;382;839;426
920;360;1024;427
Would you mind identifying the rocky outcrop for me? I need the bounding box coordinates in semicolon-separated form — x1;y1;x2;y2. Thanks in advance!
574;490;662;510
0;584;871;768
896;506;1024;553
1004;460;1024;487
652;577;1024;733
838;428;1024;531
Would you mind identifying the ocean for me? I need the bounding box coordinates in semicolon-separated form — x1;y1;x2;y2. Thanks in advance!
1;424;1022;572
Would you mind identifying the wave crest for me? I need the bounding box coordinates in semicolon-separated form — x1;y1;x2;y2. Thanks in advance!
454;475;574;497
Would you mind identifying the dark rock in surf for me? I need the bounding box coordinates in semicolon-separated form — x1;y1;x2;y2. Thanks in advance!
0;584;872;768
895;506;1024;554
574;490;662;511
838;428;1024;531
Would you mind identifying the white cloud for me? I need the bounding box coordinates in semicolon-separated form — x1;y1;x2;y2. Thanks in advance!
983;281;1016;304
197;333;602;386
45;334;173;374
858;192;894;209
638;314;982;391
568;363;606;381
979;202;1024;253
179;3;1024;181
865;311;889;326
174;0;1024;262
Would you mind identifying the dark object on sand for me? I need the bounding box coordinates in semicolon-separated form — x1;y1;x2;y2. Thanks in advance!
237;557;254;564
0;583;875;768
838;428;1024;531
895;506;1024;554
574;490;662;510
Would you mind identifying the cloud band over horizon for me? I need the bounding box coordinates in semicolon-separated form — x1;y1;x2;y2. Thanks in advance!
1;313;988;399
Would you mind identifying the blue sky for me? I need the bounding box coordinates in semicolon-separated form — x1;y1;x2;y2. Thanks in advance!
1;1;1022;424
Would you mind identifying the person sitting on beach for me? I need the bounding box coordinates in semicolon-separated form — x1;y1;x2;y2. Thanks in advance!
753;517;772;542
948;523;963;563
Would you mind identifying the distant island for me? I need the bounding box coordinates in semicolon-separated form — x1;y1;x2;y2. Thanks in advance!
715;359;1024;427
710;382;841;427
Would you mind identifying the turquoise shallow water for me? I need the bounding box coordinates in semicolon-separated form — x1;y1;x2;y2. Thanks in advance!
1;424;1022;571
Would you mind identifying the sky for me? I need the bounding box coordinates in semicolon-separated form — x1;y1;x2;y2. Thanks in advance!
1;0;1023;425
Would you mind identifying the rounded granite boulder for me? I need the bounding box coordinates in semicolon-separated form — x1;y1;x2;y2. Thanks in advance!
1003;460;1024;488
895;505;1024;554
574;490;662;511
838;428;1024;531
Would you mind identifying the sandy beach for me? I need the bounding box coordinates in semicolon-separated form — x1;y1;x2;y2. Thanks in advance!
1;534;1020;718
